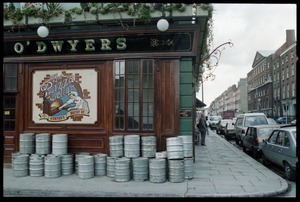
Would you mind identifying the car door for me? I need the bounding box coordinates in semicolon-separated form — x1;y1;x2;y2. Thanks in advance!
270;131;286;166
235;117;243;140
280;131;295;166
243;127;254;149
264;130;279;160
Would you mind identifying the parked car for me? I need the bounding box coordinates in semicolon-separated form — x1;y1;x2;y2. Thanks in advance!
215;119;233;134
234;113;268;145
224;121;236;140
291;119;296;125
267;118;278;125
242;124;280;158
276;116;294;124
260;125;297;181
209;116;222;130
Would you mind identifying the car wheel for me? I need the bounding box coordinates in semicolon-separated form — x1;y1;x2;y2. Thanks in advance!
284;162;296;181
261;153;270;165
252;149;259;159
235;137;240;145
242;144;247;153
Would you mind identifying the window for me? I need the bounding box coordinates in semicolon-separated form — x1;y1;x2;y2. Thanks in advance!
292;82;295;97
286;66;289;79
282;85;285;99
114;59;154;131
269;131;278;144
287;84;289;98
284;133;290;147
276;131;285;145
3;64;18;131
4;64;18;91
291;64;295;76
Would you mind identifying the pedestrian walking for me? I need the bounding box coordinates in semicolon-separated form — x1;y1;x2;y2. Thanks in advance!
206;116;209;135
197;114;207;146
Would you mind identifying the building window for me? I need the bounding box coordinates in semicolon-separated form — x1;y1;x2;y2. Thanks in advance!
114;59;154;131
4;64;18;91
287;84;290;98
285;55;288;62
282;85;285;99
3;64;18;131
291;64;295;76
282;68;285;80
286;66;289;79
291;50;294;59
292;82;295;97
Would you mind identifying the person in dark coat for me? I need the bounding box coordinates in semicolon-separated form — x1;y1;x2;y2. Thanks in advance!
197;114;207;146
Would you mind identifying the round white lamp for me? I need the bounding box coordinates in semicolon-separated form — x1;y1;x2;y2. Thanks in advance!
37;25;49;38
157;18;169;32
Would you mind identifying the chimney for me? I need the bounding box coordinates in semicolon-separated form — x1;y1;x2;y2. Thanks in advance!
286;29;295;46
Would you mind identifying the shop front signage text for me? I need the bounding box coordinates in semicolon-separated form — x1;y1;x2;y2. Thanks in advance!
4;33;193;57
14;38;127;54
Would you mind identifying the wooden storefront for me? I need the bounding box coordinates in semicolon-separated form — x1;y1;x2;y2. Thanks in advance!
3;5;208;164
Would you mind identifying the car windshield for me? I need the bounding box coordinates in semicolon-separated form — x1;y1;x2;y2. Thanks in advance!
244;116;268;127
211;117;221;121
221;120;231;126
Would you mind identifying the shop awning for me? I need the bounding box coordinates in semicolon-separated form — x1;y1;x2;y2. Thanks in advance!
196;98;206;108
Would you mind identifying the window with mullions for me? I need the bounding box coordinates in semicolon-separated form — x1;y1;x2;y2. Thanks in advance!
3;96;16;131
114;59;154;131
4;64;18;91
3;64;18;131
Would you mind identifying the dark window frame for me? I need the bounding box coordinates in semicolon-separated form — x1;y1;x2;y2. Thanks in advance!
3;64;18;131
113;59;155;132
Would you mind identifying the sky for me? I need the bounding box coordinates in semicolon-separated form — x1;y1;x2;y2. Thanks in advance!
196;3;297;107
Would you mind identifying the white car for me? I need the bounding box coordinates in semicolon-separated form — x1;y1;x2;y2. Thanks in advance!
260;125;297;181
234;113;268;145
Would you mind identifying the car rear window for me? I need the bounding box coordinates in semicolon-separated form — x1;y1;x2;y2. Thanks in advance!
258;128;275;139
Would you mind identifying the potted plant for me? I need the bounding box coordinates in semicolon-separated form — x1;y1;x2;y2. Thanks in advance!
3;3;25;26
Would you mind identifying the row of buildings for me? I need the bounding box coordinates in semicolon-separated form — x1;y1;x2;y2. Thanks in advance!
207;29;297;120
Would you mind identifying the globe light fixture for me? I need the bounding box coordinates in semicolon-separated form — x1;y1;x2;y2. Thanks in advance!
37;3;49;38
37;25;49;38
157;18;169;32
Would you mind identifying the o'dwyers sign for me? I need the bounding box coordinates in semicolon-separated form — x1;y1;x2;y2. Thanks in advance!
4;33;193;56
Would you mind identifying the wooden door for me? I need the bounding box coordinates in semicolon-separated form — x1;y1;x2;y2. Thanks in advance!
155;59;180;151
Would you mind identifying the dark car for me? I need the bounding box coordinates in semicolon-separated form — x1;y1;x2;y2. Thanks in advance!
260;125;297;181
209;116;222;130
215;119;233;135
276;116;294;124
242;124;280;158
224;121;236;140
267;118;278;125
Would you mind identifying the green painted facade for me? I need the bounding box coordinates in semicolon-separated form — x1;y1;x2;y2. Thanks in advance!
179;58;195;137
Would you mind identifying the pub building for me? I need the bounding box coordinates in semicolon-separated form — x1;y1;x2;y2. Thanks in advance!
3;3;209;164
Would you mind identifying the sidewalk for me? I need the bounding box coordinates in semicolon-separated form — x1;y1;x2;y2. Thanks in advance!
3;131;289;198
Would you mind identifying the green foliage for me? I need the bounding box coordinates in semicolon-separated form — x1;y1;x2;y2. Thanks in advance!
194;4;214;84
